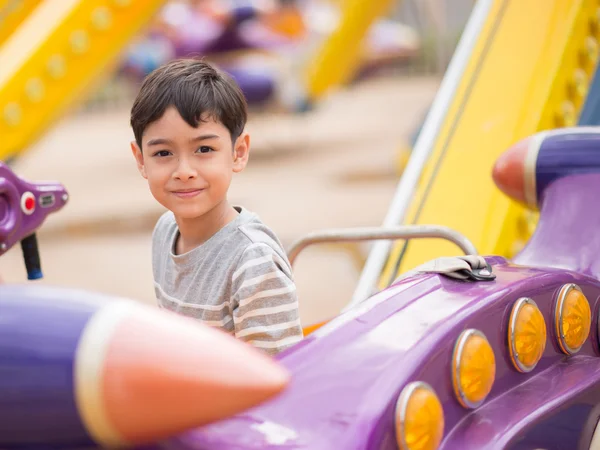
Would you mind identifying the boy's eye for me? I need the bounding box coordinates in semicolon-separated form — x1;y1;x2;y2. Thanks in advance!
153;150;171;157
197;146;214;154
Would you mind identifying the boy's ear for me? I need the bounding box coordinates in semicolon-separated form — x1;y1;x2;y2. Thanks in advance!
232;131;250;173
130;141;147;179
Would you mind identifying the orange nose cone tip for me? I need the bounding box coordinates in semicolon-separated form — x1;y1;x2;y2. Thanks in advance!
75;302;290;447
492;135;537;206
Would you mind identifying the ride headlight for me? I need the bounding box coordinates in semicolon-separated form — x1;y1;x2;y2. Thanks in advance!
554;283;591;355
452;329;495;409
508;298;546;372
395;381;444;450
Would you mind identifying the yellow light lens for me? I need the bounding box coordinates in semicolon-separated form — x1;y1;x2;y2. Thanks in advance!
508;298;547;372
395;382;444;450
554;284;591;354
452;329;495;409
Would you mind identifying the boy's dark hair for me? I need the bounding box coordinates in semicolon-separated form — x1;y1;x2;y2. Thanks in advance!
130;58;248;149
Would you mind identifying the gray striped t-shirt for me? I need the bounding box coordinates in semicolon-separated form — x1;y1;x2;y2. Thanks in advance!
151;207;303;355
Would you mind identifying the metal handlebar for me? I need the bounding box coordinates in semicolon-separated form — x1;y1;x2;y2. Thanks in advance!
287;225;478;268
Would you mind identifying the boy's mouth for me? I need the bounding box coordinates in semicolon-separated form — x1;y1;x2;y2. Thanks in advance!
172;188;205;198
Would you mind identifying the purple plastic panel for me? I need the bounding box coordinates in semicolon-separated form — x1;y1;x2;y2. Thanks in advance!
515;173;600;279
444;357;600;449
0;162;68;256
535;130;600;202
0;285;103;448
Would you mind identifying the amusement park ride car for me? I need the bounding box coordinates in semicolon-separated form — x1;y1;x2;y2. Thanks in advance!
3;122;600;450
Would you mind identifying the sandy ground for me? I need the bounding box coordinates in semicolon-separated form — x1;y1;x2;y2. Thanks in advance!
0;75;438;325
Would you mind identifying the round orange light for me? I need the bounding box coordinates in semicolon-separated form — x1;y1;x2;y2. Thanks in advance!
452;329;496;409
508;298;547;372
395;382;444;450
554;284;591;354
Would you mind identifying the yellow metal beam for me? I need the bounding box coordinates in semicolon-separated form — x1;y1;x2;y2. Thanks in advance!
0;1;40;48
380;0;599;286
0;0;166;161
302;0;396;103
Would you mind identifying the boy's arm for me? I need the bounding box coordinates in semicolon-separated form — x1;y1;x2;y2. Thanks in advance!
230;243;303;355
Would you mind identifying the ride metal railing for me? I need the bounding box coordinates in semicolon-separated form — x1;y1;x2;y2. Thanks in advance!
287;225;477;268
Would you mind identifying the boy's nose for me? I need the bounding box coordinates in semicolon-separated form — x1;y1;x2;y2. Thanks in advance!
173;158;198;180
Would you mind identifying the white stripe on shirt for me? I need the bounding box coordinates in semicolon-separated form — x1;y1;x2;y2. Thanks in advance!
238;285;296;309
203;315;233;327
235;318;301;338
232;254;272;281
248;334;303;349
235;301;299;322
238;270;289;290
232;244;287;281
154;283;229;311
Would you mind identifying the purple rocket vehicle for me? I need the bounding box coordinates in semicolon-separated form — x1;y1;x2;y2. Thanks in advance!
3;127;600;450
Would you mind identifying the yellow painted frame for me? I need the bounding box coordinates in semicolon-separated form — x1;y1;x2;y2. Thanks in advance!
380;0;600;286
0;0;166;161
0;1;41;48
302;0;396;102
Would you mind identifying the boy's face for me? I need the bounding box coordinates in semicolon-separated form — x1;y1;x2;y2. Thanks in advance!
131;106;249;220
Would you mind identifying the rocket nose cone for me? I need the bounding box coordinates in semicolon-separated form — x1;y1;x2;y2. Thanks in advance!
492;135;537;207
75;302;290;447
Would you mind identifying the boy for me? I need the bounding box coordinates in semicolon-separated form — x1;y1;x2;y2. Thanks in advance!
129;58;303;355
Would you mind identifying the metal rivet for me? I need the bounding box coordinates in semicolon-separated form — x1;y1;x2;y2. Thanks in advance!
570;68;589;99
3;103;22;126
594;7;600;33
585;36;599;62
91;7;112;30
47;54;67;79
590;8;600;34
70;30;90;54
25;78;45;102
558;101;576;127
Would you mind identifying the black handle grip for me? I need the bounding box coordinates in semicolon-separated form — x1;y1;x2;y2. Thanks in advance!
20;233;43;280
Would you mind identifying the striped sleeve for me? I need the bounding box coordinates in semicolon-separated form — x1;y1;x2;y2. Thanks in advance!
230;243;303;355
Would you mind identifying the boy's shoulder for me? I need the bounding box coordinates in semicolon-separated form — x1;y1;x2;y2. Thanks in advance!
234;209;292;274
149;208;291;274
152;210;177;242
238;213;283;251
